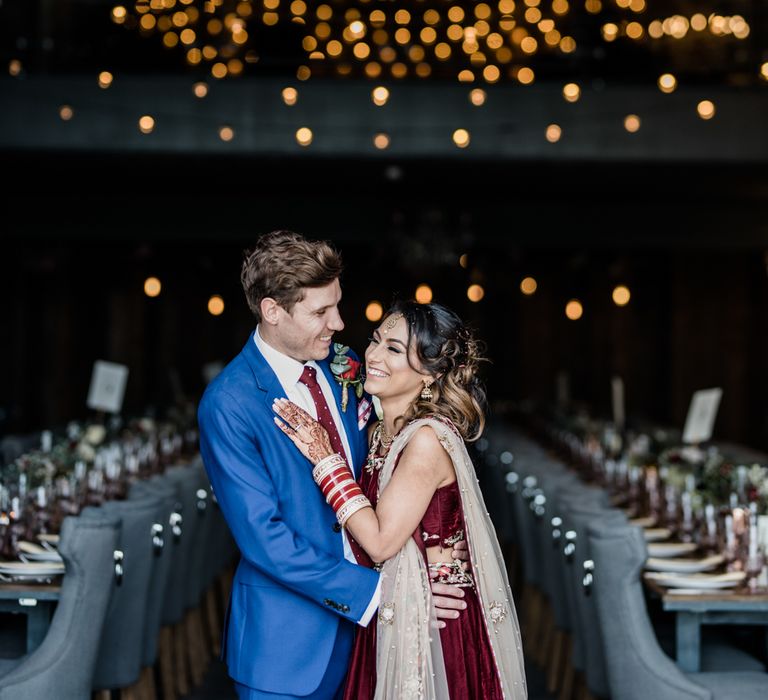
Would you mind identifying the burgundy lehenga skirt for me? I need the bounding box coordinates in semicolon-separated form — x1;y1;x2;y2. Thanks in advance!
342;577;504;700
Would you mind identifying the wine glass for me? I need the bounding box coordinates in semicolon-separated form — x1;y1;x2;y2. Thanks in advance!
745;548;766;593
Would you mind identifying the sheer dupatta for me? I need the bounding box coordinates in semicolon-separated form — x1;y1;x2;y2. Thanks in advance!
374;417;527;700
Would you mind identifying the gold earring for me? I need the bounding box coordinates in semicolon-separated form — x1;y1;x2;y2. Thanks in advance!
420;380;433;401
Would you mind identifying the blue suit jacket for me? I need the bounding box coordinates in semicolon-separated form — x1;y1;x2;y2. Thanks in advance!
198;336;379;695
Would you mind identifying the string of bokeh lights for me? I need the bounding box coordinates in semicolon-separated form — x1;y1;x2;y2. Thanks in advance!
106;1;758;84
142;268;631;323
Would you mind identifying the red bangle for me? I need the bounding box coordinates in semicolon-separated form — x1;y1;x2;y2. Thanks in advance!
326;479;359;508
329;483;362;510
330;483;364;511
318;466;353;493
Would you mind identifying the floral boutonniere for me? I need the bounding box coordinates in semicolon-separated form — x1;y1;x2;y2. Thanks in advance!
330;343;364;412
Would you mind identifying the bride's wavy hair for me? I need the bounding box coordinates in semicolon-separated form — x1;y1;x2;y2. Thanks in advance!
385;299;488;442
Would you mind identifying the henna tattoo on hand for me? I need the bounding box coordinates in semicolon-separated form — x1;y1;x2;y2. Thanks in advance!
273;399;334;464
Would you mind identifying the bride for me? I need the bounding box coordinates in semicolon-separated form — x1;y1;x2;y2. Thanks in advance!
273;300;526;700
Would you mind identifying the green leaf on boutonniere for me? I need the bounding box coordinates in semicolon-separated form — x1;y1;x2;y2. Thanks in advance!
355;382;364;399
333;354;349;365
333;343;349;355
330;362;349;374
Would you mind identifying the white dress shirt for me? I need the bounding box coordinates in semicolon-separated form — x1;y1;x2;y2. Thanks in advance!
254;327;381;625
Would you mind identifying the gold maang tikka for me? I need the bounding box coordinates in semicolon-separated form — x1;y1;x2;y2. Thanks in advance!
381;313;403;334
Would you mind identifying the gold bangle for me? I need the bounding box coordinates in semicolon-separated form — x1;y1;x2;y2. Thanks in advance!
312;454;346;483
337;494;372;527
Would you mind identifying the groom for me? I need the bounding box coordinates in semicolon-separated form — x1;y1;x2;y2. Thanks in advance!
198;230;468;699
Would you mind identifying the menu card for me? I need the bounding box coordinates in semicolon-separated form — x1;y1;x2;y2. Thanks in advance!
682;388;722;444
87;361;129;414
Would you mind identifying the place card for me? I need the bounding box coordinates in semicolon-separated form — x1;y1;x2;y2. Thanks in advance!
682;387;722;445
611;376;625;429
86;361;129;414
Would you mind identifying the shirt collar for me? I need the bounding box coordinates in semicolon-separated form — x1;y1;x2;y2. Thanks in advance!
254;326;315;387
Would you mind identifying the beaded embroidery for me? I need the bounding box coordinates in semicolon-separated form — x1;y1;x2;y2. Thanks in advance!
379;602;395;625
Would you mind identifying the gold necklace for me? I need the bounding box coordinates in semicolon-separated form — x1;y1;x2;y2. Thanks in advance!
379;422;395;449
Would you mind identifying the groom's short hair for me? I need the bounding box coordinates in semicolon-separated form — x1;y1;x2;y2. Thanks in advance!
241;230;343;321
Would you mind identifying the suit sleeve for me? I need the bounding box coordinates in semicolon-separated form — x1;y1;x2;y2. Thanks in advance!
198;389;379;624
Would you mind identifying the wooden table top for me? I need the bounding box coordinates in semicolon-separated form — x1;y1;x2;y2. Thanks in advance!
0;582;62;601
644;577;768;611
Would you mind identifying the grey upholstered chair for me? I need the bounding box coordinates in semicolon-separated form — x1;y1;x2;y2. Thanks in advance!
84;494;163;694
129;475;178;674
558;498;627;699
588;521;768;700
0;514;120;700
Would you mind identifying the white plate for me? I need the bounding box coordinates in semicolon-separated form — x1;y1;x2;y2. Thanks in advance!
629;515;658;528
644;528;672;542
36;534;60;546
647;542;699;558
645;554;725;573
0;561;65;576
18;541;63;563
644;571;746;589
666;589;735;596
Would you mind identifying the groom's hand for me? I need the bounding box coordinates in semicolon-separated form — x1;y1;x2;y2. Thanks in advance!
430;576;467;630
430;540;471;629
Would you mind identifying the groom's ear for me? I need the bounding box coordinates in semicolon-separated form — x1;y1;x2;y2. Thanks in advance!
260;297;281;325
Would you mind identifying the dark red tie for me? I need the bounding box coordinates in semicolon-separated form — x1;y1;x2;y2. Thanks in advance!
299;365;347;459
299;365;372;567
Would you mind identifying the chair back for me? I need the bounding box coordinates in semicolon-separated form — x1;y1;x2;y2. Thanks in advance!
0;515;120;700
88;495;162;690
587;522;711;700
130;475;179;667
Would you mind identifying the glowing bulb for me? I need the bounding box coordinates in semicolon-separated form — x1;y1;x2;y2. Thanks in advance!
59;105;74;121
208;295;225;316
373;133;390;149
144;277;162;298
467;284;485;302
658;73;677;94
138;115;155;134
415;284;433;304
545;124;562;143
520;277;537;295
193;82;209;98
562;83;580;102
697;100;715;120
219;126;234;142
282;86;298;105
565;299;583;320
469;88;486;106
98;71;114;88
372;86;390;106
365;301;383;322
624;114;641;133
612;285;631;306
452;128;470;148
459;254;469;268
295;127;313;146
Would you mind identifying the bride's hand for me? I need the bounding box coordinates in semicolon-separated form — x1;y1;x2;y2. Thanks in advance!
272;398;335;465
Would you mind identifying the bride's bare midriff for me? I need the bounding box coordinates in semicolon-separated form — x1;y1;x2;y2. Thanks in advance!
425;545;457;565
